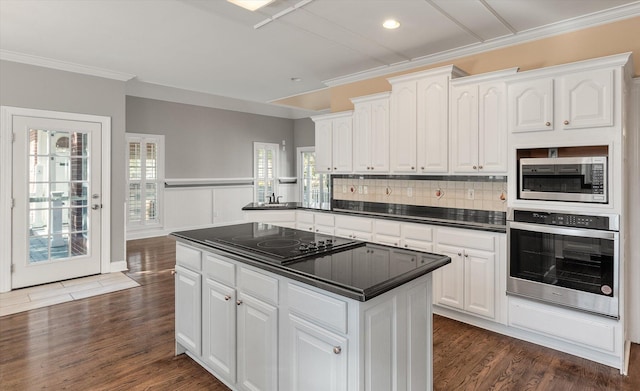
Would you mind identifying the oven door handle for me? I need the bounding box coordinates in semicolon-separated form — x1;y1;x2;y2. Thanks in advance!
507;221;618;240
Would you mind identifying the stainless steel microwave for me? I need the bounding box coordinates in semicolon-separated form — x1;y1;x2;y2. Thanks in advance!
519;156;607;203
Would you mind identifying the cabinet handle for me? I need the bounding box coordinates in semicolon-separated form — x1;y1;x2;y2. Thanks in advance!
370;167;374;170
411;166;415;170
464;253;469;258
564;120;570;125
333;346;342;354
334;167;337;170
545;121;551;127
328;167;331;171
404;244;408;248
224;295;231;301
315;229;319;232
236;300;243;306
457;252;462;256
478;165;483;169
473;165;477;170
394;243;398;247
309;227;313;231
421;166;425;170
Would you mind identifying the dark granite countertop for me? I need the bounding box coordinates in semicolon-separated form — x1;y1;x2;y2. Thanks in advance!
171;223;450;302
242;200;506;233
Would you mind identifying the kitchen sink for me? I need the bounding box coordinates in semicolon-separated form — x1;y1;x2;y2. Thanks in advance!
258;203;291;208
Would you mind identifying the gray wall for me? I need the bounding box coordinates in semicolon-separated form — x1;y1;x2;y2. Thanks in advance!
126;96;296;178
0;60;126;265
293;118;315;149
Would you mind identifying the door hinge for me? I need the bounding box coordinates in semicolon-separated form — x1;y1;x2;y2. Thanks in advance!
11;264;14;273
12;133;16;143
10;198;15;209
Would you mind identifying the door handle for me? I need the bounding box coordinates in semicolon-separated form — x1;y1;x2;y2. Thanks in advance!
92;204;101;210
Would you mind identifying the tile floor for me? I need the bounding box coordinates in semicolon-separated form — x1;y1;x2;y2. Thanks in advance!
0;272;140;317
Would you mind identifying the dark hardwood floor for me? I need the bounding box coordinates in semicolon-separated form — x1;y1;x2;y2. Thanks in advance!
0;235;638;390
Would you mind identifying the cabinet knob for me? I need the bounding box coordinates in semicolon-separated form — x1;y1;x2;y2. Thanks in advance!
328;167;331;171
394;243;398;247
404;244;408;248
464;253;469;258
333;346;342;354
411;166;415;170
473;165;477;170
236;300;243;306
478;165;483;169
334;167;337;170
171;269;176;275
309;227;313;231
457;252;462;256
421;166;425;170
370;167;374;170
564;120;570;125
315;229;319;232
224;295;231;301
545;121;551;127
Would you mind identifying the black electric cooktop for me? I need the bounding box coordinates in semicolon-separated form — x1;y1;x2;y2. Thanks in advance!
195;222;363;265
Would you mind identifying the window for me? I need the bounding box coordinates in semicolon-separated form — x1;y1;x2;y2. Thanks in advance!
126;134;164;229
254;142;278;203
298;147;330;206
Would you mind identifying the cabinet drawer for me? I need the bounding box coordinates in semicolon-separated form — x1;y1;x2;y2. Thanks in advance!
203;253;235;286
375;220;401;236
288;283;348;334
296;211;314;224
315;213;334;227
402;223;433;242
508;297;617;353
335;216;372;232
237;267;278;305
176;243;202;271
437;229;495;252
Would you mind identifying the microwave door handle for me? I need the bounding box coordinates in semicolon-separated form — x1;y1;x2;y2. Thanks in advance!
508;221;617;240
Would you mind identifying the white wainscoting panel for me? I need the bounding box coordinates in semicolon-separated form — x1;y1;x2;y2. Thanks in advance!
213;186;254;225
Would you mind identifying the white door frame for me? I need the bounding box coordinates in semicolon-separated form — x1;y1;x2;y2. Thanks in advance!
0;106;111;293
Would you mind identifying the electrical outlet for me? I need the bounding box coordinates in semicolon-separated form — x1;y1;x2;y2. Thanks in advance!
407;187;413;197
364;186;368;195
467;188;475;200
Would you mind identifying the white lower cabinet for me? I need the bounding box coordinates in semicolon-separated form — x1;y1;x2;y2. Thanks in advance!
334;215;373;241
175;264;202;356
433;229;497;320
236;292;278;391
287;314;348;391
203;277;236;382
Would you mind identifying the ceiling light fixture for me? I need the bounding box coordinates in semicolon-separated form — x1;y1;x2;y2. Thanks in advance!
291;77;302;82
227;0;275;12
383;19;400;29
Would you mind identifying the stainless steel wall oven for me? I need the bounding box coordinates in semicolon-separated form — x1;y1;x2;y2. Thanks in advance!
507;209;619;318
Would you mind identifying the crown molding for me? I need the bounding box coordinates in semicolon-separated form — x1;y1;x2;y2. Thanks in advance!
323;3;640;87
0;50;136;81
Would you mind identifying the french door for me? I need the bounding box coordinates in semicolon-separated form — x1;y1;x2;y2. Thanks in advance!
4;109;109;289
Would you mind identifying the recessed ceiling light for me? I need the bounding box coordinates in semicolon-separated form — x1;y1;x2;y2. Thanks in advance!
383;19;400;29
227;0;275;12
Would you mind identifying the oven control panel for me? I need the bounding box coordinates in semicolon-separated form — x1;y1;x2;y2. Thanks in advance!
513;210;610;230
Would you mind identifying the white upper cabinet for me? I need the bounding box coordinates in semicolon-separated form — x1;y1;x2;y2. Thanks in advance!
450;68;516;174
351;93;391;173
509;67;615;133
312;111;353;174
388;66;466;174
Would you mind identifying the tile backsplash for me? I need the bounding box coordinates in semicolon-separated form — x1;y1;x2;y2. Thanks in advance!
332;177;507;212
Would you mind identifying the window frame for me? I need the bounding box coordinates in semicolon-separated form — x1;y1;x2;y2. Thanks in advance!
297;146;331;206
253;142;279;203
125;133;164;230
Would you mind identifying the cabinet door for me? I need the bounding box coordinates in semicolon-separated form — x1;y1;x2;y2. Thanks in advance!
237;293;278;391
417;75;449;173
478;82;508;173
175;265;202;356
560;69;614;129
202;278;236;382
332;116;353;173
390;80;417;173
432;244;463;310
509;78;554;132
315;119;333;173
450;84;479;173
370;97;390;172
401;223;433;252
463;249;495;319
287;315;348;391
353;102;372;173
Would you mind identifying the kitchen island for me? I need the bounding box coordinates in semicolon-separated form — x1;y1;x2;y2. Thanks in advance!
171;222;451;391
